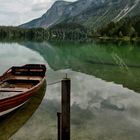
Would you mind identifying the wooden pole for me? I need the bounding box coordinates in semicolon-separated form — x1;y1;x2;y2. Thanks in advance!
57;112;62;140
61;78;71;140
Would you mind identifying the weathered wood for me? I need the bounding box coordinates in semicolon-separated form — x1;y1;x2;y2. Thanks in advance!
61;78;71;140
0;88;27;92
57;112;62;140
11;65;46;76
0;64;46;116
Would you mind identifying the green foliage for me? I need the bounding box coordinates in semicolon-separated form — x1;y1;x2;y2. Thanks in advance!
0;26;49;41
97;16;140;39
0;23;89;41
48;23;88;40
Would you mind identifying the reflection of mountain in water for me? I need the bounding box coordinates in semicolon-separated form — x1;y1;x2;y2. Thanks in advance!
21;41;140;92
0;81;46;140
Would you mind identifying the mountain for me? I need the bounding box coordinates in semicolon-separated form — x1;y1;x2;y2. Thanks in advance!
20;0;140;29
20;1;71;28
69;0;140;29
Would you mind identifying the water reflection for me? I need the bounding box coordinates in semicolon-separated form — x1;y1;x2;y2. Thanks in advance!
1;41;140;140
11;70;140;140
0;42;47;139
0;43;46;74
0;82;46;140
21;41;140;92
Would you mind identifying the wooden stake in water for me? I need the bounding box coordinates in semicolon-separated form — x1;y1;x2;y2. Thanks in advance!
61;77;71;140
57;112;62;140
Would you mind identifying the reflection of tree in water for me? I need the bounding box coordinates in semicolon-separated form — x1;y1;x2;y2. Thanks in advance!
21;41;140;93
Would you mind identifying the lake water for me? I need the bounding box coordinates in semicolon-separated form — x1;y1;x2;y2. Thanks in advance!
0;41;140;140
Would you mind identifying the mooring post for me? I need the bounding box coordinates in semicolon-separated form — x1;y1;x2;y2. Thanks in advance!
57;112;62;140
61;77;71;140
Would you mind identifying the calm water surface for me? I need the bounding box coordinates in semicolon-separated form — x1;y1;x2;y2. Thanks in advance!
0;41;140;140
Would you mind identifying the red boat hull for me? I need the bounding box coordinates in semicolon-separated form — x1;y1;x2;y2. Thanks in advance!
0;64;46;116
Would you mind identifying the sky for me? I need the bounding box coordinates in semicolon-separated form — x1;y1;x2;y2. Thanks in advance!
0;0;77;26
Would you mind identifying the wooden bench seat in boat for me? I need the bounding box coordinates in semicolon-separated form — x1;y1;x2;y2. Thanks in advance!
0;88;28;92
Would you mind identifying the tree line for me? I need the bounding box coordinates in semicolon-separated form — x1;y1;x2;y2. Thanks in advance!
0;23;88;41
0;26;49;41
96;16;140;39
48;23;88;40
0;17;139;41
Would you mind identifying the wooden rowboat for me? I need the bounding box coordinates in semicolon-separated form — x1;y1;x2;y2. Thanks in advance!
0;64;46;117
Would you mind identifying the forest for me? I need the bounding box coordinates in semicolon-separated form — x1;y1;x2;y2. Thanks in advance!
0;26;48;41
0;23;88;41
97;16;140;39
0;16;139;41
48;23;88;40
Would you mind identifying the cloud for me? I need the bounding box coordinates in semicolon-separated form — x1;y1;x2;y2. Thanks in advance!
0;0;77;26
31;3;48;12
0;0;63;26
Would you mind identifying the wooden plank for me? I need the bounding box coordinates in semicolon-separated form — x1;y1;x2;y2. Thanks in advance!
57;112;62;140
10;76;42;81
61;78;71;140
0;88;27;92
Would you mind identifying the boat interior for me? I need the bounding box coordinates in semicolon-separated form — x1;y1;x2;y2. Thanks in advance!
0;64;46;98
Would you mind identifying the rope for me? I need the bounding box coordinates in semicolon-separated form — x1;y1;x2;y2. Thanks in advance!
46;73;69;86
47;80;61;86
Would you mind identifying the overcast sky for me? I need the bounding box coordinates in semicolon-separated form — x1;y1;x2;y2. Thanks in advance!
0;0;77;26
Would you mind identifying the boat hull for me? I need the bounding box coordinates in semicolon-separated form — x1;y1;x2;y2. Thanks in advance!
0;101;28;117
0;64;46;117
0;78;46;117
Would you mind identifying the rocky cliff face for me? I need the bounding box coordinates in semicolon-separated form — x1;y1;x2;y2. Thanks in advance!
20;0;140;29
67;0;140;28
20;1;71;28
